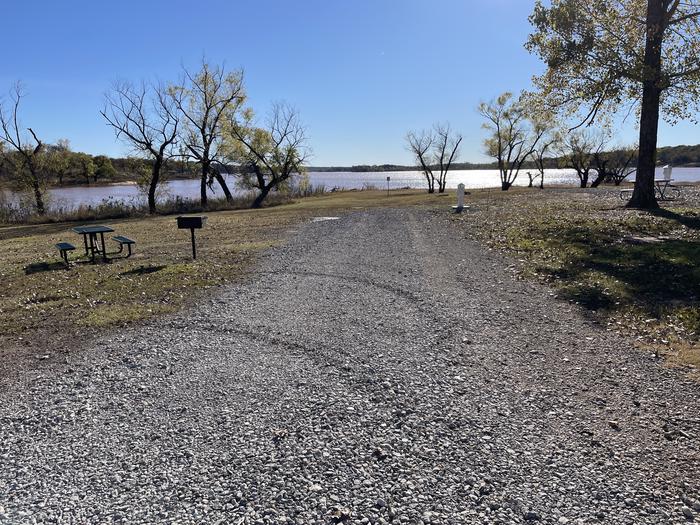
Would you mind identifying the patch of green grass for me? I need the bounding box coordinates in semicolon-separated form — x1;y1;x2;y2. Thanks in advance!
456;187;700;369
79;303;179;328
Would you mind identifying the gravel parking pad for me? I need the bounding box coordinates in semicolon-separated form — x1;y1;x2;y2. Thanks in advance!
1;208;699;524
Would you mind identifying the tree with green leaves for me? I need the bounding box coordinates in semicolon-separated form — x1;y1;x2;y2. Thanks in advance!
0;83;47;214
171;61;246;207
526;0;700;208
225;103;310;208
479;92;548;190
93;155;117;183
46;138;72;186
102;81;179;213
74;152;95;185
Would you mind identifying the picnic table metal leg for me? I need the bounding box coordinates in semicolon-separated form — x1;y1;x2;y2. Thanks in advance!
82;234;89;256
90;234;96;263
658;183;666;200
100;232;107;261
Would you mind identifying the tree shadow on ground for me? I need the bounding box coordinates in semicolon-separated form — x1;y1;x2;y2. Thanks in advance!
539;228;699;331
120;265;167;277
648;208;700;231
24;261;68;275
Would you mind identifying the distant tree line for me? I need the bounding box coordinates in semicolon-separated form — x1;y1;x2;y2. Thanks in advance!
0;147;201;186
310;142;700;173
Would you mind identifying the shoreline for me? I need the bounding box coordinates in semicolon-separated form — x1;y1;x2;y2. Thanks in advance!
3;167;700;194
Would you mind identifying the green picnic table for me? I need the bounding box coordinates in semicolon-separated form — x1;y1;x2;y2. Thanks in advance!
72;225;114;263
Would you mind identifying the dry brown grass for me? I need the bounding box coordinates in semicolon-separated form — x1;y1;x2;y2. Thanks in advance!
0;190;448;341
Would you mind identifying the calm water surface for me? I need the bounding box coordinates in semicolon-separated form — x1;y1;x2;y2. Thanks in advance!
3;168;700;211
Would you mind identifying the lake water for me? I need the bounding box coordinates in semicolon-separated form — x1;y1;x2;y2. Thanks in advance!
2;167;699;211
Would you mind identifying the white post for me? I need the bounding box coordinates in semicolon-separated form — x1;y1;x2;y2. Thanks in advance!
454;183;466;212
663;165;672;181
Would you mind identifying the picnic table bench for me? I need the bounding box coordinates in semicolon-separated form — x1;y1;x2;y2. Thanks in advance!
56;242;76;266
112;235;136;258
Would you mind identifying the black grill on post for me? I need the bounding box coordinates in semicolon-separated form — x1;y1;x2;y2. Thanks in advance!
177;216;207;259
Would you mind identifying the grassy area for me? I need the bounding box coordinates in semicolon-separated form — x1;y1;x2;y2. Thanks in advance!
454;186;700;371
0;189;449;356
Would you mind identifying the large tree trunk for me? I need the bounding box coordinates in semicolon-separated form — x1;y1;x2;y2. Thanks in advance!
148;157;162;214
579;171;589;188
590;171;605;188
214;171;233;202
251;185;272;208
628;0;664;209
423;172;434;193
32;176;45;215
500;167;513;191
200;161;209;207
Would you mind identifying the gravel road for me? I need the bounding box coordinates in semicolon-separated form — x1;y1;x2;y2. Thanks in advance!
1;207;699;525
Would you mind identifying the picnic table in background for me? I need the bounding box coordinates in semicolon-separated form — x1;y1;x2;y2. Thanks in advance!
620;181;682;201
72;225;114;263
654;178;681;201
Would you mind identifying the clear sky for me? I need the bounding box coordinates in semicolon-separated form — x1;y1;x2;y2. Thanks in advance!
0;0;697;166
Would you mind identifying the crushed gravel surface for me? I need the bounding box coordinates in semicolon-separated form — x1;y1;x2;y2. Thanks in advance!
1;207;699;524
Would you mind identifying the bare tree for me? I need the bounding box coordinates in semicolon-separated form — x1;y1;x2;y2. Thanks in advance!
102;80;179;214
479;92;547;190
558;131;603;188
171;61;246;207
406;123;462;193
0;83;47;214
406;130;436;193
530;124;559;189
432;124;462;193
526;171;539;188
591;146;637;187
226;103;310;208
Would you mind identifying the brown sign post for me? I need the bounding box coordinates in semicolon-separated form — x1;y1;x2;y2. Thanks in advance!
177;216;207;259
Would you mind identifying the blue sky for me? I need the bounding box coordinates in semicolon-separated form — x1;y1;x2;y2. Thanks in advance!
0;0;697;165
